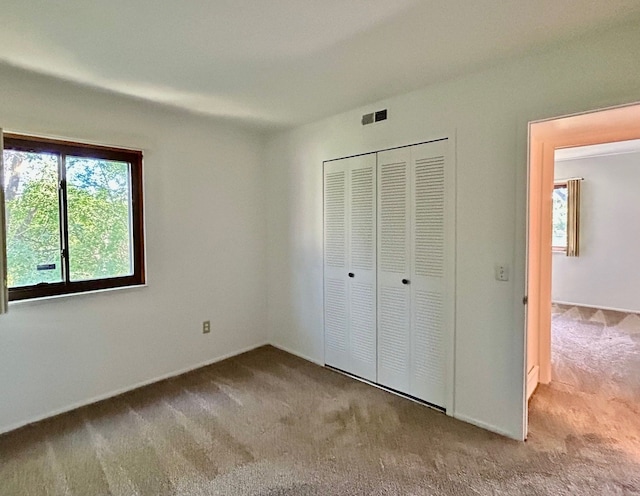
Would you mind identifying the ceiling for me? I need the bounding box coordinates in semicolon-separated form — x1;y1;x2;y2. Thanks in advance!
2;0;640;129
556;139;640;161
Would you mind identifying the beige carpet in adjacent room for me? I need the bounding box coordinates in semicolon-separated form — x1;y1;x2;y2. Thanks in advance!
551;303;640;403
1;345;639;495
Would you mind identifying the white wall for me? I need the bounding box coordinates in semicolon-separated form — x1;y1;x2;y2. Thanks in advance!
0;66;268;433
553;148;640;312
265;21;640;440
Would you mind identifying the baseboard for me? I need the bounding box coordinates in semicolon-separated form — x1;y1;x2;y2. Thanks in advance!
0;341;269;436
453;412;522;441
553;300;640;315
2;341;523;444
527;365;540;401
269;342;324;366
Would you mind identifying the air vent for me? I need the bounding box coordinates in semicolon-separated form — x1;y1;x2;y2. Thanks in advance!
375;109;388;122
361;113;374;125
362;109;388;126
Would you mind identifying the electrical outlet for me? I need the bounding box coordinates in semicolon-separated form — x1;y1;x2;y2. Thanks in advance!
495;264;509;282
202;320;211;334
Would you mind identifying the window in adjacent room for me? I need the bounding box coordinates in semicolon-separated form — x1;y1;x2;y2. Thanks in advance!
2;134;145;300
552;182;568;251
552;178;581;256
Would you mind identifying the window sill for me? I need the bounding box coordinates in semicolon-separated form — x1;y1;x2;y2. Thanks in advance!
8;283;147;307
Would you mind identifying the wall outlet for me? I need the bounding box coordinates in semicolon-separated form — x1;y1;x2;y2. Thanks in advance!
202;320;211;334
495;264;509;282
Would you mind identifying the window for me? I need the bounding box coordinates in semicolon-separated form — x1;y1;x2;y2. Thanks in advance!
552;178;581;256
552;182;568;251
2;134;144;300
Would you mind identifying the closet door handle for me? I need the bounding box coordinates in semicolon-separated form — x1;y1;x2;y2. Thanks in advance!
348;273;355;278
402;279;410;285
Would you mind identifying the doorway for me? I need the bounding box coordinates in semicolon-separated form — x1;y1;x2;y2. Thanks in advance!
526;103;640;437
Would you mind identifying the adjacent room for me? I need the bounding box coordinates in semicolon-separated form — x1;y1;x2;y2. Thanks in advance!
1;2;640;494
542;139;640;432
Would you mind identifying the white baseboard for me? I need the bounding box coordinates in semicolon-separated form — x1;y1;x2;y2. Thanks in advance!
2;341;525;444
269;342;324;366
527;365;540;401
0;341;269;436
453;412;523;441
553;300;640;314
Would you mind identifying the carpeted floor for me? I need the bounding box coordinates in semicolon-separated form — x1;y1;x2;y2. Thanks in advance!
551;304;640;403
1;344;639;495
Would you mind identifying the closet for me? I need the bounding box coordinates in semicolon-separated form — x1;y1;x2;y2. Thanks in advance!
323;138;453;409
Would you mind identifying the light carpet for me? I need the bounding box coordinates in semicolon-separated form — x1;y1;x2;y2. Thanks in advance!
551;303;640;403
1;345;639;495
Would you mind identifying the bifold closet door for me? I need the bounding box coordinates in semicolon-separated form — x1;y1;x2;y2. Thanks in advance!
377;147;412;393
324;153;377;382
409;140;449;407
377;139;450;408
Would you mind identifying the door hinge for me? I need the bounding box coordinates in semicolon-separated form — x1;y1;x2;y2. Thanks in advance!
523;295;528;305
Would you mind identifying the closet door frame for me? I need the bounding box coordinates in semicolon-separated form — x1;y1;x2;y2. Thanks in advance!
436;133;456;416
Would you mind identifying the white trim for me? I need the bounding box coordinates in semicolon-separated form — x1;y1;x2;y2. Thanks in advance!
8;283;147;307
553;300;640;315
269;342;324;366
0;341;526;441
0;341;268;436
527;365;540;400
453;412;522;441
528;100;640;127
445;130;457;417
518;113;530;442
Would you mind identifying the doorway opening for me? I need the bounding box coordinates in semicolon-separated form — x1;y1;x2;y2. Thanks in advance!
526;103;640;443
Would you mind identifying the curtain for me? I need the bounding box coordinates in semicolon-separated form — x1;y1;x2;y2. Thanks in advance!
0;130;7;314
566;178;581;257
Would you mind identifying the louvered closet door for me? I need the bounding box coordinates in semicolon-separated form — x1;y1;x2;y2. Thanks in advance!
347;155;377;381
324;154;377;381
409;140;449;407
324;160;350;373
376;147;412;393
